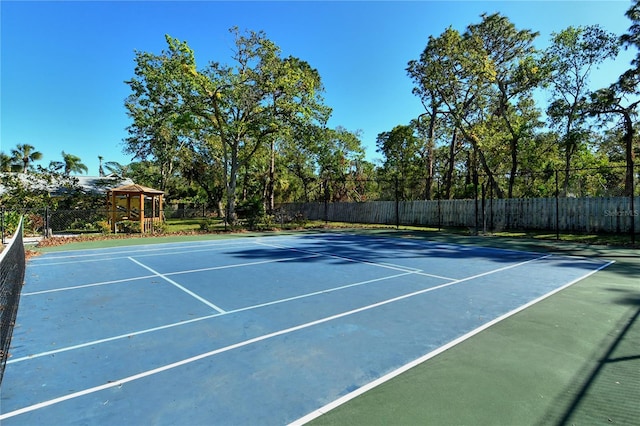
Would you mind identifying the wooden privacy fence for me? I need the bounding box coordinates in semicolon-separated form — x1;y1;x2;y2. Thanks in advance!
280;196;640;234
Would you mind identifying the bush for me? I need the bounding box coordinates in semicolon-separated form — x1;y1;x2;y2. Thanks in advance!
96;220;111;234
2;211;21;236
236;197;265;230
199;218;218;232
121;221;141;233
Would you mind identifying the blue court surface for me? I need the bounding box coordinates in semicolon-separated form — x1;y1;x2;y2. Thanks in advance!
1;233;612;425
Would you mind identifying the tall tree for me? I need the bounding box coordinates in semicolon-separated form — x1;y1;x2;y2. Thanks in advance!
546;25;619;195
186;28;330;221
125;35;197;191
590;0;640;197
467;13;548;198
11;143;42;173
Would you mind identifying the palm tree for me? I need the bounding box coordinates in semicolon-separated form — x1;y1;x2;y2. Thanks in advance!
11;144;43;173
60;151;88;175
103;161;129;177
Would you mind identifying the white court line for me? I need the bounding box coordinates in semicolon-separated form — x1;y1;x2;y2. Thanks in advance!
162;254;322;277
128;257;227;314
21;275;158;296
0;253;552;420
28;242;257;267
8;271;416;364
22;255;322;296
289;259;616;425
256;241;454;280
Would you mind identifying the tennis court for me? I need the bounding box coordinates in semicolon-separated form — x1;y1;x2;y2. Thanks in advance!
1;232;613;424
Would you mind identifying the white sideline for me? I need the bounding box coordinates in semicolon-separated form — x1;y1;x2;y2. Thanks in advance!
289;259;616;425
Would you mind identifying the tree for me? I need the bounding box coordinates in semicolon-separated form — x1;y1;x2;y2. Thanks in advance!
376;124;423;199
186;28;331;222
467;13;548;198
11;144;42;173
0;152;14;172
589;0;640;197
102;161;130;177
409;27;493;197
49;151;88;175
408;14;551;199
546;25;619;195
124;35;196;191
314;126;365;202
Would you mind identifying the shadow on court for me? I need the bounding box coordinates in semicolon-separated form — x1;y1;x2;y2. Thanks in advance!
548;288;640;426
228;233;612;276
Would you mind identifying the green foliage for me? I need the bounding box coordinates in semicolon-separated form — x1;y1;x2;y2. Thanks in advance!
236;197;265;230
1;211;22;236
96;220;111;235
120;221;141;234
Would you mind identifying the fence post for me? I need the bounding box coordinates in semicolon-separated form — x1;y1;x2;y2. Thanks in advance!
631;163;636;245
324;179;329;224
481;183;486;234
394;177;399;229
555;170;560;241
437;179;441;231
473;170;479;236
489;182;494;233
44;206;49;238
1;208;4;245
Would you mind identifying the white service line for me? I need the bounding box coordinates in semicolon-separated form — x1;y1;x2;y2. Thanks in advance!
21;275;157;296
256;241;455;280
162;254;322;277
23;254;323;296
8;271;416;364
0;253;553;420
28;240;253;261
127;257;227;314
28;243;254;267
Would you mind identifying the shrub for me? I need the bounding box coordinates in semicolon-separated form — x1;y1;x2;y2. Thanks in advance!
96;220;111;234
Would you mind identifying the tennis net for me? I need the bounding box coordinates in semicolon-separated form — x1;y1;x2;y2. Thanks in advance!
0;217;26;386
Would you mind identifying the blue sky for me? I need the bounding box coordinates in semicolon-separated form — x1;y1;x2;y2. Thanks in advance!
1;0;635;176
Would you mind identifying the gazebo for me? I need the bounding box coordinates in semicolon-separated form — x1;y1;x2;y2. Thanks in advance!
107;184;164;233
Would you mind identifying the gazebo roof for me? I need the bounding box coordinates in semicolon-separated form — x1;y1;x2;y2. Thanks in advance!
108;184;164;195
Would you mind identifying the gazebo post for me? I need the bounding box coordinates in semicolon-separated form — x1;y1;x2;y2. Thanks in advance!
110;191;117;232
139;193;145;232
152;195;156;231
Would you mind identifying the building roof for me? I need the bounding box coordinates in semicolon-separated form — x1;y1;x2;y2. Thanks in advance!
0;173;135;196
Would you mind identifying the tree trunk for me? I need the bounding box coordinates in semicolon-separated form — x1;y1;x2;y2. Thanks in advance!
267;138;275;213
444;129;458;199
